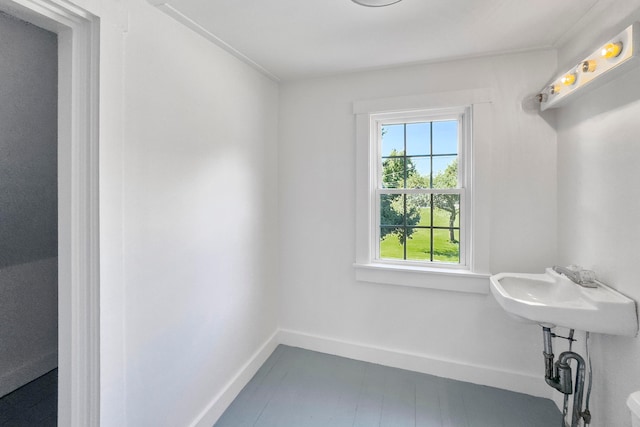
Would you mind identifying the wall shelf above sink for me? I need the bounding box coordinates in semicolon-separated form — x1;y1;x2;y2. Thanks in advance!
490;268;638;336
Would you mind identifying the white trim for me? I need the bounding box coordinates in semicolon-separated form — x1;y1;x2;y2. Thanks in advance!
354;263;490;293
277;329;552;400
148;2;280;82
0;1;101;426
371;107;470;268
189;331;280;427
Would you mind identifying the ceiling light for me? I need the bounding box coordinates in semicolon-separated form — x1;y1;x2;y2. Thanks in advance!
351;0;403;7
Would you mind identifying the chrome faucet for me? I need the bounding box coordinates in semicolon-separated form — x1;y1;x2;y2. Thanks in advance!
552;265;598;288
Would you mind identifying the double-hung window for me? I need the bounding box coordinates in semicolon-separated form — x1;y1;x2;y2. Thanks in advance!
355;90;492;292
372;108;470;268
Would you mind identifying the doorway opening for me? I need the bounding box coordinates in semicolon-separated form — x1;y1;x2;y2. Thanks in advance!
0;9;59;425
0;0;100;425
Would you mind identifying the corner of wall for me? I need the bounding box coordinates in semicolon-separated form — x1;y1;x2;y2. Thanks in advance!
189;330;280;427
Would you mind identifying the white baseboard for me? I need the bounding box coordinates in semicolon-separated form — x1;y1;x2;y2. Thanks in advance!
192;328;553;426
190;331;280;427
0;350;58;398
277;329;552;400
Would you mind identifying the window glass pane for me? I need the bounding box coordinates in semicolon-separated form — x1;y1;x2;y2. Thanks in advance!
372;109;466;267
380;194;404;226
406;194;429;226
432;120;458;155
406;122;430;156
432;156;458;188
433;228;460;263
381;156;406;188
406;157;430;189
419;201;432;227
406;228;431;260
381;124;404;157
432;194;460;228
379;228;404;260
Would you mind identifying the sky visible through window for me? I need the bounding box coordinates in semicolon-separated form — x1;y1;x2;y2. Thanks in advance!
381;120;457;177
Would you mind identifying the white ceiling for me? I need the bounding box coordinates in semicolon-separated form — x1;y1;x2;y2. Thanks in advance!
153;0;606;81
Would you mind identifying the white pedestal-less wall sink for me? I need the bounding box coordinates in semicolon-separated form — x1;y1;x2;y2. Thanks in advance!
490;268;638;336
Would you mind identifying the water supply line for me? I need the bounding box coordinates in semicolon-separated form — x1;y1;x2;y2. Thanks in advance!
584;332;593;425
562;329;575;424
542;327;590;427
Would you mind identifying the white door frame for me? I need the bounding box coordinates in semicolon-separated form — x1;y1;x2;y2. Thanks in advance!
0;0;100;425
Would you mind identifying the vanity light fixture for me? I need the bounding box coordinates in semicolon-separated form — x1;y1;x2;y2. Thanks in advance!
351;0;403;7
538;22;640;110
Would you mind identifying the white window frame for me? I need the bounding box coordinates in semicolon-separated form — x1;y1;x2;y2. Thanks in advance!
354;90;492;293
371;108;470;268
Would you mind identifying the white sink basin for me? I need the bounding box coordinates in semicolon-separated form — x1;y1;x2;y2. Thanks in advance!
490;268;638;336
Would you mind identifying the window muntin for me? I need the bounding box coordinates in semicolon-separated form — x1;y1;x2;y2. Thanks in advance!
373;110;467;266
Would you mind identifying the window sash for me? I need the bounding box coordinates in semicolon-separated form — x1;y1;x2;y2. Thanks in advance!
371;108;469;268
373;189;466;267
377;188;462;195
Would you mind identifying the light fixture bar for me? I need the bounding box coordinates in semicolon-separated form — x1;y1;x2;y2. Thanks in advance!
538;22;640;111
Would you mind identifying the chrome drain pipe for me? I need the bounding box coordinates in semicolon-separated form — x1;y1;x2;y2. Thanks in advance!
557;351;587;427
542;327;556;387
542;327;588;427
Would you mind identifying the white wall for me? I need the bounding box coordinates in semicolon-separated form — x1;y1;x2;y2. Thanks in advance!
48;0;280;424
121;0;279;426
0;11;58;397
556;3;640;425
0;258;58;397
278;50;558;395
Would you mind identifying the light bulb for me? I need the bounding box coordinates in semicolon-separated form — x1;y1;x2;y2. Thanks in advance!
549;84;561;95
581;60;597;72
601;42;623;59
561;73;577;86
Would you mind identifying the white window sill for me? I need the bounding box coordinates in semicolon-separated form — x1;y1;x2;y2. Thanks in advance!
353;263;490;294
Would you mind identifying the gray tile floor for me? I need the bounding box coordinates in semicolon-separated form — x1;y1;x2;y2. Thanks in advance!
0;369;57;427
215;345;561;427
